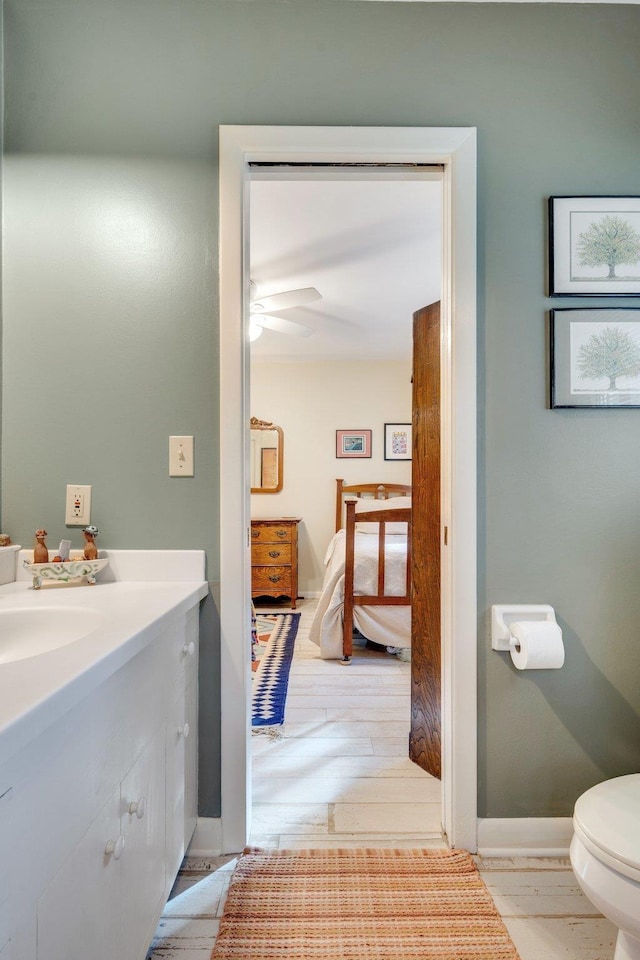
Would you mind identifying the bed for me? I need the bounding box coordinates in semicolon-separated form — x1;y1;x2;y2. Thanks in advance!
309;479;412;661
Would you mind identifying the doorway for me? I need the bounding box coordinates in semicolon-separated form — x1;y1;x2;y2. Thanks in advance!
218;125;477;855
248;170;442;845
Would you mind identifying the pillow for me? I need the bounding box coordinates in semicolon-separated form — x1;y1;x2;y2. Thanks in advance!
353;496;411;535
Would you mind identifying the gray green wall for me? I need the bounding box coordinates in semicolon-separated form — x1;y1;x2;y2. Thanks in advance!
3;0;640;821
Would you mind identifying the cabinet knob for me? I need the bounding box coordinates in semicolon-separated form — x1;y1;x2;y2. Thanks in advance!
178;722;190;739
182;641;195;656
105;835;125;860
128;798;146;819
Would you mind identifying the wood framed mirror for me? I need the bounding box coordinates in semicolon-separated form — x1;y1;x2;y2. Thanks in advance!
250;417;283;493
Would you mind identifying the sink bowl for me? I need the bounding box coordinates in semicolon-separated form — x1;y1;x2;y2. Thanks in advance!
0;606;105;664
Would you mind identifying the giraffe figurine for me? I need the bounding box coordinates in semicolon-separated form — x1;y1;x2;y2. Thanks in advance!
33;529;49;564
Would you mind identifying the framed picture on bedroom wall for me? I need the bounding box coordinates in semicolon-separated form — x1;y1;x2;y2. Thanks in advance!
384;423;412;460
336;429;372;458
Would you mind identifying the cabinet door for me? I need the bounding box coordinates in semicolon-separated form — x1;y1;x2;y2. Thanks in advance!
37;786;121;960
166;685;188;880
119;727;166;959
0;783;13;956
183;679;198;846
166;679;198;880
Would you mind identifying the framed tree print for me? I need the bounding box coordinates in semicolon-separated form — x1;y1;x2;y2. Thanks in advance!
550;308;640;408
549;196;640;295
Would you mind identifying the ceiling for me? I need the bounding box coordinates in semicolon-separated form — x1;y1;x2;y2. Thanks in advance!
249;174;442;362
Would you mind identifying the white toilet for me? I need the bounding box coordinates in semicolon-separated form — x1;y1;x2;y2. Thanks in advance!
570;774;640;960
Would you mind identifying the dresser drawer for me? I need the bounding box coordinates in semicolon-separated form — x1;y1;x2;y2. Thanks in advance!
251;524;292;544
252;566;292;594
251;543;292;565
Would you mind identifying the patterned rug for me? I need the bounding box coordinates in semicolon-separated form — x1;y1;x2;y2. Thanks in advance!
211;847;521;960
251;612;300;730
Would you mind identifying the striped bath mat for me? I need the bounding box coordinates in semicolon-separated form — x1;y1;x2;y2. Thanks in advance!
211;847;521;959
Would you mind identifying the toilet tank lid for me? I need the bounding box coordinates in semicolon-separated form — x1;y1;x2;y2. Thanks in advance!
574;774;640;875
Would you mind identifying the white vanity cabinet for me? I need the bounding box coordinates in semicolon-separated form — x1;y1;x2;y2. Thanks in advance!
0;602;202;960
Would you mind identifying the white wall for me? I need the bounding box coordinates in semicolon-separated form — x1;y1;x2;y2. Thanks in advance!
250;358;412;595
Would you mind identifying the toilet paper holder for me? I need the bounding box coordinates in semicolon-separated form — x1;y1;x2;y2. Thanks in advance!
491;604;557;651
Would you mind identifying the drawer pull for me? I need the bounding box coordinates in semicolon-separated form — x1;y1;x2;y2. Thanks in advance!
268;550;281;558
268;574;282;583
251;530;259;538
182;641;195;656
105;835;125;860
276;530;287;538
128;798;146;819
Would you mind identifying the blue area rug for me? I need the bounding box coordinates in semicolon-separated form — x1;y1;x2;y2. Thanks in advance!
251;612;300;730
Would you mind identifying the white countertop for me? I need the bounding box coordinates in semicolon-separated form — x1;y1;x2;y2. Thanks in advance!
0;554;208;770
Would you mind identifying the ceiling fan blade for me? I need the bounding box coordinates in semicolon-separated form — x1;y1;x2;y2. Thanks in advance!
253;313;315;338
252;287;321;313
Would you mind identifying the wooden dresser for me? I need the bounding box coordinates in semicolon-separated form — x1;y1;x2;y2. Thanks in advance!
251;518;301;609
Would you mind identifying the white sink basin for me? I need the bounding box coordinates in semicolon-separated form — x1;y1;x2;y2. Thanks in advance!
0;606;105;664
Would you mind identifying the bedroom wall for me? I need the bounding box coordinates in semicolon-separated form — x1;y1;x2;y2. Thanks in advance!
3;0;640;821
250;359;412;596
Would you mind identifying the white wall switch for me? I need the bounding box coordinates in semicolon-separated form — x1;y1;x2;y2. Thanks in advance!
169;436;194;477
65;484;91;525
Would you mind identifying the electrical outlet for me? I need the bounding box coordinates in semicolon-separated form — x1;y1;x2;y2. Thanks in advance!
169;436;194;477
65;485;91;525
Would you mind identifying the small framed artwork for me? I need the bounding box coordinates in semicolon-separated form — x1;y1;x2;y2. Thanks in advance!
549;196;640;295
336;429;372;458
550;308;640;408
384;423;412;460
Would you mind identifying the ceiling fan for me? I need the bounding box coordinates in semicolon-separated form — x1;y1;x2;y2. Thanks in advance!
249;281;321;340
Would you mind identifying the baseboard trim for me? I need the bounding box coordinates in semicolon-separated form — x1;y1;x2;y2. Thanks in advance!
187;817;223;857
477;817;573;857
189;816;574;859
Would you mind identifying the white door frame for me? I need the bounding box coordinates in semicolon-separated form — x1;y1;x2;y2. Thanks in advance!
218;125;477;854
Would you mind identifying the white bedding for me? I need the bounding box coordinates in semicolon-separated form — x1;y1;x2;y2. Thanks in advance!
309;529;411;659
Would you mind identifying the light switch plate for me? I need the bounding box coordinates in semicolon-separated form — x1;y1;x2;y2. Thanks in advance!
169;436;194;477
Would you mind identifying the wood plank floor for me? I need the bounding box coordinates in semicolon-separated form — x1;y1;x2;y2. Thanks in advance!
147;599;616;960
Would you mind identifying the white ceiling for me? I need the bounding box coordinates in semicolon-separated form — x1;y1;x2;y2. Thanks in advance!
249;175;442;361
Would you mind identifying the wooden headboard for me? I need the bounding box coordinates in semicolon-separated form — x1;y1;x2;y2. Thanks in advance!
335;478;412;532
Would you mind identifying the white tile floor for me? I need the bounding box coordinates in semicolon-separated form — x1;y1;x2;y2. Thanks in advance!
147;599;617;960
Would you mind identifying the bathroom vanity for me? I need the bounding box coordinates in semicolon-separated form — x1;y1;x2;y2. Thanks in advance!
0;551;208;960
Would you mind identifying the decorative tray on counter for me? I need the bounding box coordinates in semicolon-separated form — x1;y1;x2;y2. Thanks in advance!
23;558;109;589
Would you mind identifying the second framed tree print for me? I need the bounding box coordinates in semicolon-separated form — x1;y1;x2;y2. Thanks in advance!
549;196;640;295
550;308;640;408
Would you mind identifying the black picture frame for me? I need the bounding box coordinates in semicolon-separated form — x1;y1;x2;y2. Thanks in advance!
550;307;640;408
549;196;640;296
383;423;412;460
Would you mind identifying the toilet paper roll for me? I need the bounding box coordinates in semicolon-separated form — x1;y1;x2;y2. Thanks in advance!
509;620;564;670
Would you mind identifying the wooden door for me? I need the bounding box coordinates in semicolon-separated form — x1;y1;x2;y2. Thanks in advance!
410;302;441;779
